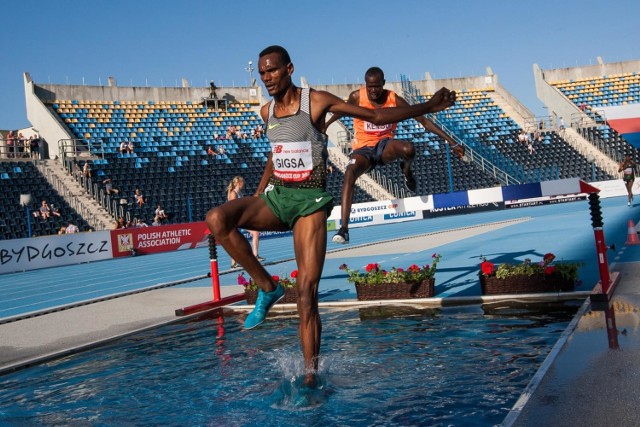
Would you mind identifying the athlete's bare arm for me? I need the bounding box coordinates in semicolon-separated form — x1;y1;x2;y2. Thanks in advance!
311;87;456;129
395;95;465;159
322;90;359;132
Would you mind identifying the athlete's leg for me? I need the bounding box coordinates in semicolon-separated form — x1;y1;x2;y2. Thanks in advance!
333;154;372;244
626;180;634;204
206;197;287;291
292;209;328;386
250;229;262;259
381;139;417;191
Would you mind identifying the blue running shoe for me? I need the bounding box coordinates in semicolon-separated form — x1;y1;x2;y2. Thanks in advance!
244;284;285;329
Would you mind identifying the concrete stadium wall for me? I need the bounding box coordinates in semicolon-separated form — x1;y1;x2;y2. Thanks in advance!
34;81;262;106
24;73;74;158
533;64;582;127
538;59;640;83
494;80;535;121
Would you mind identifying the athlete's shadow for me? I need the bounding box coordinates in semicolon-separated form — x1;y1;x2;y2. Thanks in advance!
436;249;548;295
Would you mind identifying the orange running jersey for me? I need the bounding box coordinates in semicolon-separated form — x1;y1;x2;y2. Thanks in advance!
352;87;398;149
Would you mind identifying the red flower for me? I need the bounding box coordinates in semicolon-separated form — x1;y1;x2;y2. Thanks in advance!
271;275;280;282
544;266;556;275
397;268;405;273
365;263;379;273
481;261;495;275
543;253;556;264
408;264;420;273
291;270;298;279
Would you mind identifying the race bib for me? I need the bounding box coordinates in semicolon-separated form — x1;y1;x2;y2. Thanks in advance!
364;122;393;133
271;141;313;182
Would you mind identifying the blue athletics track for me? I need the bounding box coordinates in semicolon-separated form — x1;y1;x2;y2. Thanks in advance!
1;195;638;322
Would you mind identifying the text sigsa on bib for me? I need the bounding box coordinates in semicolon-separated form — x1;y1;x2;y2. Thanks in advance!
271;141;313;182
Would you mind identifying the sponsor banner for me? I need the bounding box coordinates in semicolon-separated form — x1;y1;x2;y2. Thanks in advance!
423;202;504;218
505;194;586;209
241;230;292;240
433;191;470;209
467;186;503;205
328;199;402;220
335;211;423;229
502;183;542;202
110;222;210;257
0;231;112;274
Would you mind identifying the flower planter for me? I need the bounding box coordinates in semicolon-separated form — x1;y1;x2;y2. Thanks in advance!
480;272;575;295
245;286;298;305
355;278;435;301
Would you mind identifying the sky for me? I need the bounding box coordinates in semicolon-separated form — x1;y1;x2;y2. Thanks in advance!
1;0;639;130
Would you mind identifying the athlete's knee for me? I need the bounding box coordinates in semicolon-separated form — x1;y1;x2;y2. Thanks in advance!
402;143;416;158
296;282;319;316
206;207;230;235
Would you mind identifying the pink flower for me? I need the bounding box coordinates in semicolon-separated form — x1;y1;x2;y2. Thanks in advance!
237;273;250;286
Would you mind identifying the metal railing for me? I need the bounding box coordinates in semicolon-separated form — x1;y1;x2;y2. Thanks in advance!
400;75;522;186
35;162;105;230
58;138;106;164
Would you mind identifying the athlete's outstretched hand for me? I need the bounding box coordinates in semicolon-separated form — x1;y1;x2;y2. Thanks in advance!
427;87;456;113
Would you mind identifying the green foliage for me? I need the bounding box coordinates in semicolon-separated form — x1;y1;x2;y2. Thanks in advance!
339;254;442;286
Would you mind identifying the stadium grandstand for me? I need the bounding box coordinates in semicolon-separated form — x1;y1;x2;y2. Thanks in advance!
0;59;636;240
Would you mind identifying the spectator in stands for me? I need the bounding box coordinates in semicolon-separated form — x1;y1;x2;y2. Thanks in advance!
135;218;149;228
126;218;135;228
227;176;265;269
152;216;162;226
226;125;237;139
39;200;51;221
155;205;167;221
527;140;535;155
114;217;126;229
127;141;135;154
207;145;217;156
323;66;464;244
134;188;145;206
538;119;544;130
326;164;334;174
83;162;91;179
580;102;587;111
253;124;264;138
58;226;66;235
619;154;636;207
29;134;40;160
532;129;542;142
205;45;455;387
65;222;79;234
103;178;119;195
517;130;528;144
213;132;220;140
17;133;26;158
72;163;82;180
559;117;565;130
217;145;226;155
7;131;15;158
209;80;218;99
51;205;61;217
119;141;128;155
